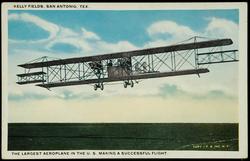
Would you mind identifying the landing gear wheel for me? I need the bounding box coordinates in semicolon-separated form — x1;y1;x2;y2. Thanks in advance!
124;82;127;88
100;83;104;90
131;81;134;88
94;84;98;91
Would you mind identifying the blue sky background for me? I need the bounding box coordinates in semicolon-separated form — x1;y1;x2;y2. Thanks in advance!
9;10;239;46
7;9;240;122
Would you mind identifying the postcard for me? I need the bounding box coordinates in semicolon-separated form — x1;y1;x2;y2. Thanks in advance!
1;2;248;159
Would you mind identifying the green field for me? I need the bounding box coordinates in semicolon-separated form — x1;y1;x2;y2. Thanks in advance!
8;123;238;151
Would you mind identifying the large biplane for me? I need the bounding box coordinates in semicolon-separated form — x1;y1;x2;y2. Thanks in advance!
17;37;238;90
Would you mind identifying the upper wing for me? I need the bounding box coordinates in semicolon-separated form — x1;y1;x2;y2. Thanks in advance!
18;39;233;69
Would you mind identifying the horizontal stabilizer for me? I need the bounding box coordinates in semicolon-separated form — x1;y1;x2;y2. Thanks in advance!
17;80;46;85
17;71;46;77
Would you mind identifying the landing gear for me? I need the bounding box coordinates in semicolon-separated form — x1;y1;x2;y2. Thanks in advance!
100;83;104;90
124;82;127;88
94;82;104;91
94;84;98;91
131;81;134;87
124;80;134;88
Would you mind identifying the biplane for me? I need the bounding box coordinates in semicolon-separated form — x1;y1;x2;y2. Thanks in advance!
16;37;238;90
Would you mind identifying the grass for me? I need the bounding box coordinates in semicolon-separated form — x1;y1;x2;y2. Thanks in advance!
8;123;238;151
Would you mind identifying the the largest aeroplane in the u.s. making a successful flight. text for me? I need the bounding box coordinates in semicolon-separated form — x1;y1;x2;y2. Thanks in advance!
16;36;238;91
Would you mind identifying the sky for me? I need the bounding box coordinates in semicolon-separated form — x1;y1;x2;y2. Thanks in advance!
7;9;239;123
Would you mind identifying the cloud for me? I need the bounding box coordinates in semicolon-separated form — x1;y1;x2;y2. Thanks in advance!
205;17;238;38
145;17;238;49
159;84;183;97
9;13;59;42
81;28;100;40
158;83;236;100
95;40;138;54
8;89;100;102
8;93;49;101
144;21;199;48
204;90;236;99
58;27;78;38
49;42;80;53
147;20;198;41
205;17;239;49
8;13;95;53
56;89;100;100
46;27;102;53
8;13;139;56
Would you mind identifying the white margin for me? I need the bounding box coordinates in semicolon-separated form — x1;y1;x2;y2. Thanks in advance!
1;2;248;159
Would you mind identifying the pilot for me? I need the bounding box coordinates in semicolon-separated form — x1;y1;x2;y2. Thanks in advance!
107;60;113;67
